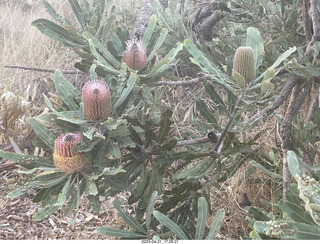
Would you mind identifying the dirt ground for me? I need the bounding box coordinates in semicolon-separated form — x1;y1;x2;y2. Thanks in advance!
0;169;123;240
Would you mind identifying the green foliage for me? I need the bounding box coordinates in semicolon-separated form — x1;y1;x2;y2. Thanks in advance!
248;151;320;240
95;193;224;240
3;0;320;240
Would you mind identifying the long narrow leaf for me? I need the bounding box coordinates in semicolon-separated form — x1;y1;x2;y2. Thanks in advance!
205;209;225;240
195;197;208;240
146;191;158;233
184;39;234;92
29;117;55;150
113;199;147;234
53;70;79;111
112;73;138;110
31;19;86;48
142;15;157;47
95;227;147;239
157;109;173;143
153;210;188;240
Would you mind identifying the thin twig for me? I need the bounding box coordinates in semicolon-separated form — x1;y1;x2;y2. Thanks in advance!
243;76;301;126
210;89;246;158
176;133;220;147
4;65;83;74
157;74;212;86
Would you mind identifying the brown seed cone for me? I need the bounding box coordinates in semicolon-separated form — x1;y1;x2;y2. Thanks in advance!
82;80;111;122
123;39;147;71
53;133;89;173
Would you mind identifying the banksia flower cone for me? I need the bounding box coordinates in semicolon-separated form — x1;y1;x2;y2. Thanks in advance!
123;39;147;71
82;80;111;122
53;133;89;173
232;46;255;85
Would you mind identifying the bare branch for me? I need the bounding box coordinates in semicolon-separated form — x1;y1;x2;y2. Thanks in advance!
4;65;83;74
157;74;212;86
244;76;302;126
310;0;320;39
302;0;312;42
176;133;220;147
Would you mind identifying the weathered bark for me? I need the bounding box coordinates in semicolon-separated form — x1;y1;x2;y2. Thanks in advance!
280;82;301;199
302;0;312;42
193;1;231;42
133;0;168;39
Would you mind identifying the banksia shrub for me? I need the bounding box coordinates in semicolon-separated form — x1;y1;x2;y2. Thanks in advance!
123;39;147;71
53;133;89;173
82;80;111;122
232;46;255;85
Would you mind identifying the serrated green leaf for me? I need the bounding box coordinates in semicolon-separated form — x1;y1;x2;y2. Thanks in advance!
249;160;282;179
85;178;98;195
195;197;208;240
205;209;225;240
113;199;146;234
173;159;216;180
128;166;147;204
254;221;320;240
88;194;101;213
103;168;126;176
106;139;121;159
203;81;226;108
195;97;217;125
68;0;86;29
65;190;79;216
55;174;72;206
146;191;158;233
32;205;60;221
157;109;173;143
110;32;125;57
83;127;96;140
232;70;246;88
83;31;121;67
248;207;272;221
161;139;177;151
42;0;71;25
277;200;316;225
142;15;157;47
153;210;188;240
292;222;320;240
95;227;147;238
0;150;54;170
93;140;109;169
36;172;69;188
31;19;86;48
184;39;234;92
246;27;264;70
112;73;138;110
74;137;101;152
254;46;297;83
29;117;55;150
249;230;262;240
287;150;303;178
6;181;38;199
53;70;80;111
147;27;168;62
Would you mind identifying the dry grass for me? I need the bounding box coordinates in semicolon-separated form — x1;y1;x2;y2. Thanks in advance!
0;0;74;93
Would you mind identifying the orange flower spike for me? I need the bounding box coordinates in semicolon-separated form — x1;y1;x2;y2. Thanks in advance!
53;133;89;173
